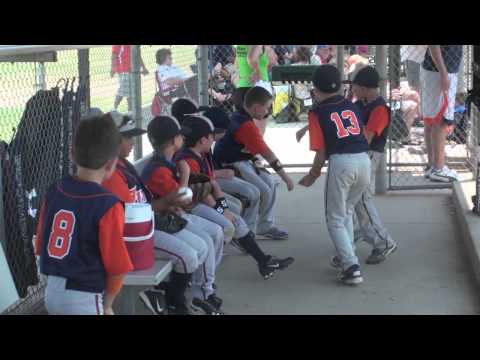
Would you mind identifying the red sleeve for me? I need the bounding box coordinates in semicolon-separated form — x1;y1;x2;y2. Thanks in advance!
234;121;271;156
34;200;47;256
102;169;135;203
365;106;389;137
308;111;325;151
99;202;133;276
146;167;180;198
183;158;202;174
112;45;120;54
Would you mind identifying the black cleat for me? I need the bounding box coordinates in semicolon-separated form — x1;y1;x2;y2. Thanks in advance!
258;256;294;279
207;293;223;310
139;289;165;315
191;298;223;315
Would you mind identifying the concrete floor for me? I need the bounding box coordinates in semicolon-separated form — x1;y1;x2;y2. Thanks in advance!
215;174;480;315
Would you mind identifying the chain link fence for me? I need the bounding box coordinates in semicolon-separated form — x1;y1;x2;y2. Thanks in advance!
0;45;199;314
1;47;89;314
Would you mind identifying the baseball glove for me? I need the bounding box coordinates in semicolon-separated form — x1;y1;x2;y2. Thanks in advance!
188;173;212;204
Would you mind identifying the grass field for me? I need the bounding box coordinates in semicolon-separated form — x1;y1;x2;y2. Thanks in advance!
0;45;197;142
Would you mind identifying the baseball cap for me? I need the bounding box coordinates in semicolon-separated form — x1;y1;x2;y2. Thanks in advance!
182;115;216;144
312;64;341;94
109;111;147;137
201;107;230;132
352;66;380;88
170;98;209;125
147;115;191;147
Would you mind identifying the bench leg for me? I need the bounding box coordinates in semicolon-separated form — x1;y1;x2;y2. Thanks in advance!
116;287;138;315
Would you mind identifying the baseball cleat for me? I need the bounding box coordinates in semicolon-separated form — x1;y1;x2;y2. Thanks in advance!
258;256;294;279
191;298;224;315
139;289;165;315
366;241;398;265
338;264;363;285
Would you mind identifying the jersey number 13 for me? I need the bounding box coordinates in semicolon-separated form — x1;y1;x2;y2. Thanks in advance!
330;110;361;138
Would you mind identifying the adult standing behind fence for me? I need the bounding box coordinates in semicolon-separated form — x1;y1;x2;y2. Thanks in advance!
421;45;463;183
235;45;277;136
111;45;149;112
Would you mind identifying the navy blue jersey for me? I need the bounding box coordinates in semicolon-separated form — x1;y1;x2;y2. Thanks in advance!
309;95;369;157
38;176;125;293
213;110;257;165
423;45;463;74
354;97;390;153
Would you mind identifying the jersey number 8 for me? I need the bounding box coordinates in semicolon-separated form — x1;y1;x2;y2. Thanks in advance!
330;110;361;138
47;210;76;259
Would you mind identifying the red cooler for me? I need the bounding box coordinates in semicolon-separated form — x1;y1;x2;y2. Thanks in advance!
123;203;155;270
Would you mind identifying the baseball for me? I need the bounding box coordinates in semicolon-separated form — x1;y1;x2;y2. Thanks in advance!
178;187;193;202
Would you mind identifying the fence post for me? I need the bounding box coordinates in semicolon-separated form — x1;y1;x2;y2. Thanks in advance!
77;49;91;110
34;62;46;91
337;45;345;94
375;45;388;195
197;45;209;107
131;45;143;160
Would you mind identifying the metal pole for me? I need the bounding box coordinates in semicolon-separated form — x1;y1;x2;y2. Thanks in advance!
375;45;388;195
0;156;7;251
131;45;143;160
197;45;209;107
34;62;46;91
77;49;91;110
337;45;345;94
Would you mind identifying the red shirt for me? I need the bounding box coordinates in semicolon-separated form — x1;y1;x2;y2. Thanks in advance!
112;45;132;73
365;106;389;137
234;121;271;156
308;111;326;151
145;167;180;198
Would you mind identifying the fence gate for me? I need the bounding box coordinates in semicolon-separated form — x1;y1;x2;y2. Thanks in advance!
386;45;475;190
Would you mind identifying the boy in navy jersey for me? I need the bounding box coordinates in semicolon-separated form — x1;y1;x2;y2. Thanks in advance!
348;66;397;265
213;87;293;240
299;64;371;285
35;114;133;315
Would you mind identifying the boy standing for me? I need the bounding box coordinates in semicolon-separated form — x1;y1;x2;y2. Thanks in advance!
299;65;371;285
111;45;149;112
213;86;293;240
35;114;133;315
349;66;398;264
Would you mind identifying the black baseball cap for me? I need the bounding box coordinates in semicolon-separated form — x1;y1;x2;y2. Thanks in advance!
147;115;191;147
201;106;230;132
352;66;380;88
183;115;216;144
110;111;147;137
312;64;341;94
171;98;209;125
